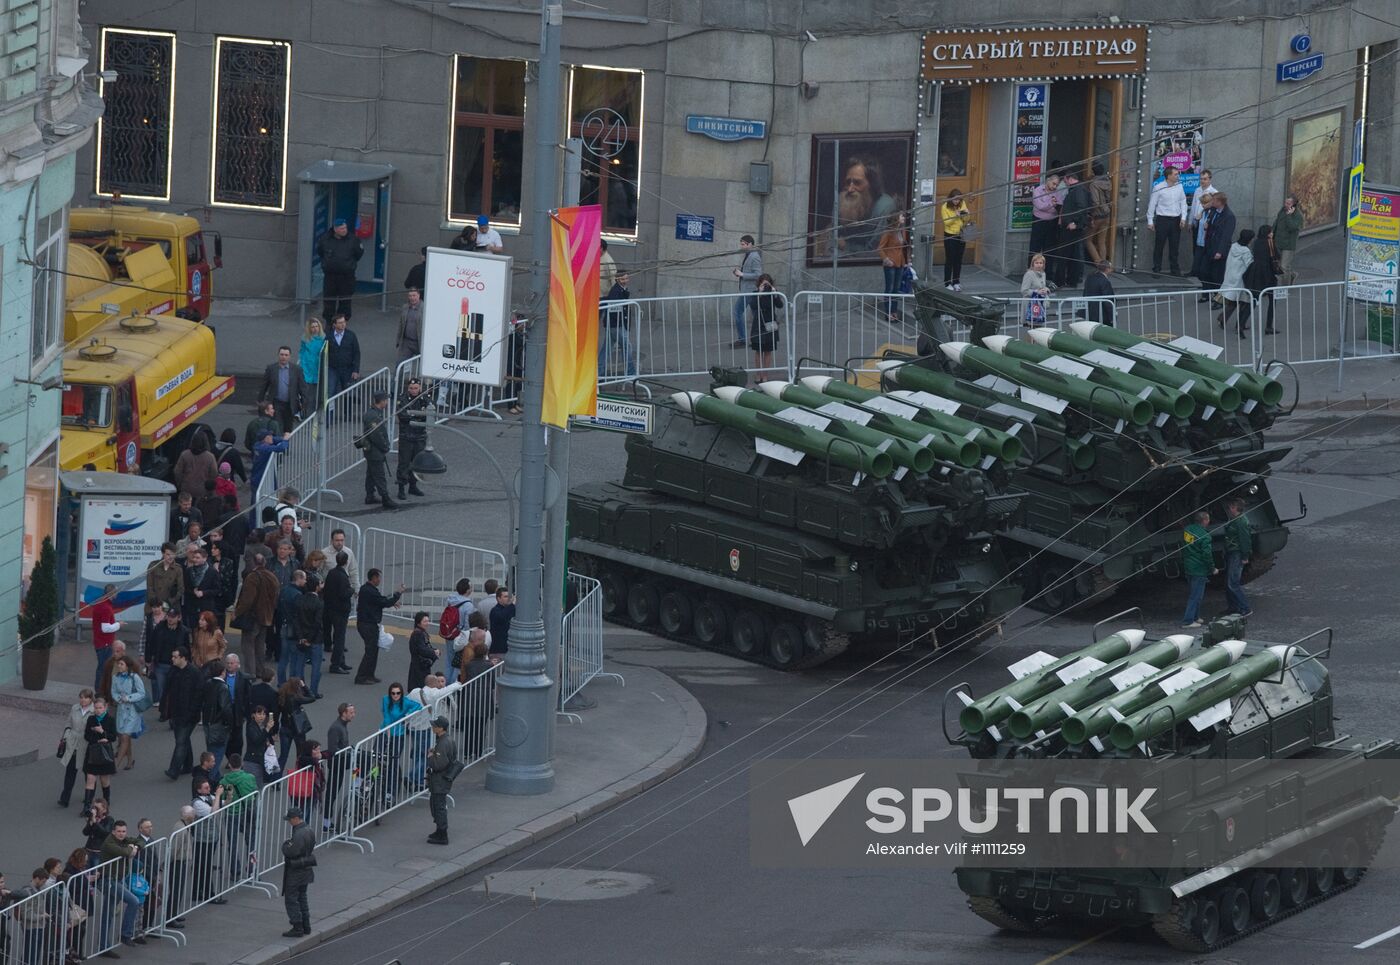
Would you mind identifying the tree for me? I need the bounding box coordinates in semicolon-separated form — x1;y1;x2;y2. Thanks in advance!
19;536;58;650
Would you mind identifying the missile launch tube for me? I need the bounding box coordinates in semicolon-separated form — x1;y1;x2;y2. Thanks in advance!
985;335;1196;420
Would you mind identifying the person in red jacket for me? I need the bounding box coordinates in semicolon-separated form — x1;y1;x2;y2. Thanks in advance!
82;585;122;692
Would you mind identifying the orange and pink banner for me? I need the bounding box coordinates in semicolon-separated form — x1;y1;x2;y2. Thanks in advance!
542;204;602;429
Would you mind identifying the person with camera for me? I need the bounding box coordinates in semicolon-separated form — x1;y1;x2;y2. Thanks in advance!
281;806;317;938
395;378;430;501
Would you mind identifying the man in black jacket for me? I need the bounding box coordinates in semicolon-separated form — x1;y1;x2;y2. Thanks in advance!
182;545;221;626
354;568;405;685
322;553;354;674
395;378;429;501
325;314;362;397
1200;192;1237;298
146;604;191;704
221;653;252;759
200;658;236;780
1081;259;1117;326
1057;170;1096;288
317;218;364;321
294;575;326;698
162;648;204;779
259;346;307;433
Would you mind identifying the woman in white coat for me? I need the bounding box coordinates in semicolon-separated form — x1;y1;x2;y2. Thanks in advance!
1217;228;1255;337
58;688;95;807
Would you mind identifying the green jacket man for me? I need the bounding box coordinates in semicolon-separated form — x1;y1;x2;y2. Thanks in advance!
1223;507;1252;559
1181;516;1214;577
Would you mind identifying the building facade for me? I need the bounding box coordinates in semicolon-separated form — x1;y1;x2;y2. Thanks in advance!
72;0;1400;307
1;0;102;681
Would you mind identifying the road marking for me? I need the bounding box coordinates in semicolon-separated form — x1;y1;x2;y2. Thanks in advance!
1356;924;1400;949
1032;926;1122;965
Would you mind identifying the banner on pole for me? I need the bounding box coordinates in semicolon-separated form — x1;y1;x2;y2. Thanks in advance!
420;248;514;386
542;205;602;429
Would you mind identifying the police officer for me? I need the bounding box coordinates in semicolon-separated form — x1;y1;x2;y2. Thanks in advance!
396;378;429;501
360;391;396;509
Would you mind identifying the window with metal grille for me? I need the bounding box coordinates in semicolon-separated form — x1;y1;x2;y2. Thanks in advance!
447;56;526;227
96;28;176;200
30;209;66;367
567;66;644;236
211;37;291;210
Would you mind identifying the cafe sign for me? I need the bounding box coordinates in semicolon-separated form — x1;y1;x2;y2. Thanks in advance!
922;26;1150;83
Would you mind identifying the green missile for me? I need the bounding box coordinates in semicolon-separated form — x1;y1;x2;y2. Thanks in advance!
1108;645;1290;751
940;341;1154;428
877;361;1095;471
1061;639;1247;746
957;629;1147;735
800;375;1024;463
711;385;938;474
1069;321;1282;408
671;391;895;479
1005;635;1194;738
983;334;1195;421
752;382;980;468
1027;327;1243;414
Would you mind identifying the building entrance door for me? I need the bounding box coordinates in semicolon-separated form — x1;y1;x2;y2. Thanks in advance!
933;84;987;265
1044;80;1123;264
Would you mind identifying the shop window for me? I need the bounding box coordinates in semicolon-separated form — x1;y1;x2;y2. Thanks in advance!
806;133;914;266
937;87;971;176
23;441;58;581
211;37;291;210
30;210;66;366
448;56;526;226
567;66;643;236
96;28;176;200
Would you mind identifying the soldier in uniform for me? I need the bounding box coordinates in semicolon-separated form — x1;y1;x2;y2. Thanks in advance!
396;378;429;501
360;391;397;509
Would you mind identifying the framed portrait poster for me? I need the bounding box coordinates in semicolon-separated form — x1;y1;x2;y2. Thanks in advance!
807;133;914;266
1285;107;1345;235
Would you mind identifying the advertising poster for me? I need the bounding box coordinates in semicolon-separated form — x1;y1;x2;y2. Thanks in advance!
420;248;514;386
1346;185;1400;304
79;497;168;620
1286;107;1345;234
1010;84;1048;230
806;133;914;265
1151;117;1205;196
542;204;602;430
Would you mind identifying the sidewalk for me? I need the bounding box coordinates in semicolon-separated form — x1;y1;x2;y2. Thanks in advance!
0;628;706;965
211;297;403;380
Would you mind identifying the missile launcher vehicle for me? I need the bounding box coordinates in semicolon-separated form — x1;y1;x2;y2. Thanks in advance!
942;612;1400;951
878;285;1302;610
566;372;1029;669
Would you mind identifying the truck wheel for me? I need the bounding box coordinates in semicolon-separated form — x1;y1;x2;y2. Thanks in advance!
658;592;692;635
1279;868;1308;908
1248;872;1281;920
1038;564;1077;612
599;571;628;619
767;622;803;668
731;611;765;657
693;600;727;646
1338;836;1363;883
626;583;660;626
1217;886;1250;935
1193;899;1220;946
1308;860;1336;896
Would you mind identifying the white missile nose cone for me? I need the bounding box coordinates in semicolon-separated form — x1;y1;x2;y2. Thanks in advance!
1267;644;1296;664
1121;628;1147;651
1162;633;1195;657
939;341;969;362
671;391;701;411
1025;328;1054;347
800;375;833;392
712;385;743;403
1217;639;1248;662
876;360;901;374
982;334;1013;354
1069;321;1100;339
756;381;788;398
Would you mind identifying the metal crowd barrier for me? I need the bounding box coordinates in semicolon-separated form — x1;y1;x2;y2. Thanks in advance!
5;876;77;964
393;355;505;423
558;572;622;717
1256;279;1400;367
626;291;785;382
360;527;509;627
62;845;177;959
155;797;273;943
340;666;502;851
253;758;363;895
788;290;915;377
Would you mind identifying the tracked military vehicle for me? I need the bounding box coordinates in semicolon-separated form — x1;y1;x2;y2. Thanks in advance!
877;285;1301;610
942;612;1400;951
567;373;1028;669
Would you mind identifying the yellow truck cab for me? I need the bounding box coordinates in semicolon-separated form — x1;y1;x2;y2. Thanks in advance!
61;314;234;477
66;206;221;341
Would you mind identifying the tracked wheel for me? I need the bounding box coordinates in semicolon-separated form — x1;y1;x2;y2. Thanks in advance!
599;570;628;619
767;621;804;669
658;591;692;636
1218;886;1250;936
693;600;727;647
965;896;1053;933
626;582;660;626
731;610;765;658
1248;872;1281;921
1279;868;1309;908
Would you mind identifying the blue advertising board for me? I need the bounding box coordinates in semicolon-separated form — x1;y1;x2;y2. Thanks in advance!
675;213;715;243
686;115;767;142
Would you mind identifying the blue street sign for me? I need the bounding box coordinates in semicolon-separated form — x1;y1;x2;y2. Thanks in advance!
686;115;767;142
675;213;715;243
1347;164;1364;227
1277;52;1324;82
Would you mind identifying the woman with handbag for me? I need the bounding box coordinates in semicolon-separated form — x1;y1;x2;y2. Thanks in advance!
749;274;786;380
1020;253;1051;328
191;610;228;671
81;697;118;814
110;657;148;771
57;688;95;807
379;682;422;802
406;612;439;692
1245;223;1281;335
277;678;315;768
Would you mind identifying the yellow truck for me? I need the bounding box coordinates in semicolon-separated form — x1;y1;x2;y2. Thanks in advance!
66;206;221;341
60;314;235;477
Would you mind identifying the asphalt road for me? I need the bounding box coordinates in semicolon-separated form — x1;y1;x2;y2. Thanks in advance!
274;407;1400;965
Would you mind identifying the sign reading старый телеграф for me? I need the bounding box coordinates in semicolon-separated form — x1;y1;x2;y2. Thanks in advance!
421;247;514;387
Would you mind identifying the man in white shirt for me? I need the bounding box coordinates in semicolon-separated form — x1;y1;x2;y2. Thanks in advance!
317;528;359;588
474;215;504;254
1145;165;1189;275
407;673;455;790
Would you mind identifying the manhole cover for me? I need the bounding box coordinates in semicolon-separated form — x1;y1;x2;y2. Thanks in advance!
472;868;653;901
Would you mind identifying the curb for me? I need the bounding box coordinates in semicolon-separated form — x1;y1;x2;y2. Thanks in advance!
234;671;707;965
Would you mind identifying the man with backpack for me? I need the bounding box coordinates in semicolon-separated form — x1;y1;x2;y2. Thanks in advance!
440;578;475;670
